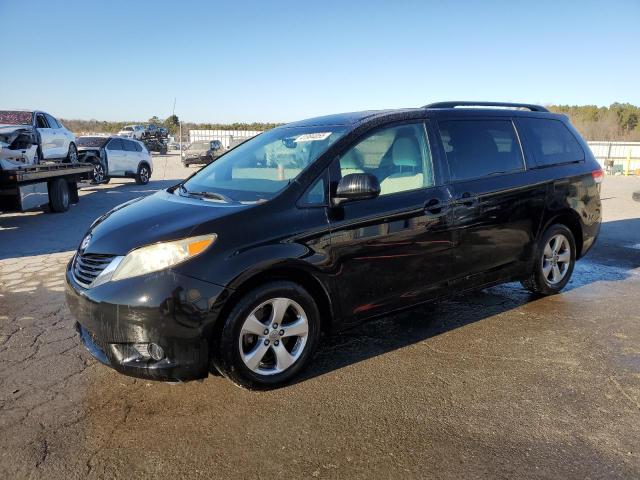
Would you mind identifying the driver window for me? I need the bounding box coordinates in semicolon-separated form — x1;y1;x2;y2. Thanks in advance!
339;123;433;196
35;114;49;129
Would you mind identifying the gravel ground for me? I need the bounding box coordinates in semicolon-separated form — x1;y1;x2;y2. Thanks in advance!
1;156;639;479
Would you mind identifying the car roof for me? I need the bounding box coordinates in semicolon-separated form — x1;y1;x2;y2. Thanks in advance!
284;109;410;128
282;102;560;129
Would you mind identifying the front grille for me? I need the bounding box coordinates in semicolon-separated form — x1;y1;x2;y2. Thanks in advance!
73;253;116;288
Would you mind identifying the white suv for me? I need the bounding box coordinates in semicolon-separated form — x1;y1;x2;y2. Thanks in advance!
118;125;145;139
0;110;77;167
77;136;153;185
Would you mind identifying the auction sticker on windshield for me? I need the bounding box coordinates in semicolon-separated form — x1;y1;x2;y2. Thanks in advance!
295;132;332;142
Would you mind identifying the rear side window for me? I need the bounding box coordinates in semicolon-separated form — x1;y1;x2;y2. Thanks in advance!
45;114;60;128
107;138;124;150
518;118;584;166
123;140;137;152
438;120;524;182
134;142;143;152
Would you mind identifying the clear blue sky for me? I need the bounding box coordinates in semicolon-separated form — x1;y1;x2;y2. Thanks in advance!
1;0;638;123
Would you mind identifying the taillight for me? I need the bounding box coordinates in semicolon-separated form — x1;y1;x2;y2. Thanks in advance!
592;169;604;184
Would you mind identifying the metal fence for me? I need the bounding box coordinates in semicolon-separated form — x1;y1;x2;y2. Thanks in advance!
587;141;640;175
189;129;262;149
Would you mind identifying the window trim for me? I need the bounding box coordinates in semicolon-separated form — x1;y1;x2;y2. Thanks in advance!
330;120;436;200
436;117;527;184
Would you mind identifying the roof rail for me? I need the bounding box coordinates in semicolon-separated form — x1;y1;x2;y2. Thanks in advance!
424;101;549;112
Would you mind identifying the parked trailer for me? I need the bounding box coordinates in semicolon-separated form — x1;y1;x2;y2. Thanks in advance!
0;163;93;213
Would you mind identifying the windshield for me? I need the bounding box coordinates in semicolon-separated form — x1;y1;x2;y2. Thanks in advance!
77;136;109;148
122;126;133;131
182;125;346;202
0;111;33;125
188;140;212;151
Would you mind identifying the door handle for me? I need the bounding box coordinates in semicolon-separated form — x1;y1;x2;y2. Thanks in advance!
456;192;479;207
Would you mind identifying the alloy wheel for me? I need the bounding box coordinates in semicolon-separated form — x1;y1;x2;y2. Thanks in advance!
542;233;571;284
68;144;78;163
93;163;105;183
139;167;149;183
238;297;309;376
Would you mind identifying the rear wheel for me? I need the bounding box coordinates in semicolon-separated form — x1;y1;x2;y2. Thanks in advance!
213;281;321;389
522;224;576;295
48;178;70;213
135;163;150;185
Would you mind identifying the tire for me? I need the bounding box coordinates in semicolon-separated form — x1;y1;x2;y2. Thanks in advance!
90;157;107;184
135;163;150;185
521;224;576;295
213;281;321;389
48;178;70;213
65;143;78;164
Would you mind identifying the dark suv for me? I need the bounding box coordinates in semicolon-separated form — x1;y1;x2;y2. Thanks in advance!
66;102;602;389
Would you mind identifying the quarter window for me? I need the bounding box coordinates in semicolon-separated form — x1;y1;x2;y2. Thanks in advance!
518;118;584;166
438;120;524;181
301;174;327;205
339;123;434;196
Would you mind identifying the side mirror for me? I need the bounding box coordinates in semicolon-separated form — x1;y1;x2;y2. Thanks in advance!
332;173;380;206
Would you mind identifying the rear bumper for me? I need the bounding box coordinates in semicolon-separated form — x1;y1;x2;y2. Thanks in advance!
65;261;230;382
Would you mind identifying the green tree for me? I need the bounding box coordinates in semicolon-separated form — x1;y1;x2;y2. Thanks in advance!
148;115;161;125
164;114;180;134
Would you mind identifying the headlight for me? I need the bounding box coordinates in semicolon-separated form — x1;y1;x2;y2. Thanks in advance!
111;234;216;281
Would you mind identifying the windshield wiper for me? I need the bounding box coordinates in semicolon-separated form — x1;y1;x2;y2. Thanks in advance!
180;185;233;203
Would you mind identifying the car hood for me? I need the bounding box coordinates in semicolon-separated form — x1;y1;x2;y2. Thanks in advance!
83;189;250;255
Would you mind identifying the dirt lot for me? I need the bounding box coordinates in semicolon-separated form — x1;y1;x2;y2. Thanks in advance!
1;156;639;479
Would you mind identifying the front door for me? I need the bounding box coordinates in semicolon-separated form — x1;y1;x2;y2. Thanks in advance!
327;121;455;322
105;138;127;174
436;117;546;285
34;113;54;159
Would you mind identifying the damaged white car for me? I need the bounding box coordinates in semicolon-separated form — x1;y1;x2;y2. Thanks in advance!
0;110;78;170
0;124;38;169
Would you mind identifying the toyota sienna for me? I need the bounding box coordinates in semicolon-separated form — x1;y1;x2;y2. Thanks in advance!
66;102;602;389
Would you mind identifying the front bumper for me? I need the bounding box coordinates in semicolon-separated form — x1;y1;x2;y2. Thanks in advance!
65;261;230;382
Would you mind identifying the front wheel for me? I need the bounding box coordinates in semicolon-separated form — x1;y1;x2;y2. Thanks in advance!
135;163;150;185
521;224;576;295
213;281;321;389
66;143;78;164
90;157;108;184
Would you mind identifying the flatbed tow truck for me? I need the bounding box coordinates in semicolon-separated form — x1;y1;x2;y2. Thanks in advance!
0;162;93;213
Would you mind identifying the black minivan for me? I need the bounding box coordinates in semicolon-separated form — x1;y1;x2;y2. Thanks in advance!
66;102;602;389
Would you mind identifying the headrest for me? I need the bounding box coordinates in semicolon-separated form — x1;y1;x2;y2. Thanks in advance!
341;149;363;169
392;137;420;167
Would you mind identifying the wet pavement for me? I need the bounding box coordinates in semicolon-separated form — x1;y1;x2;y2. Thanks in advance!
1;159;639;479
